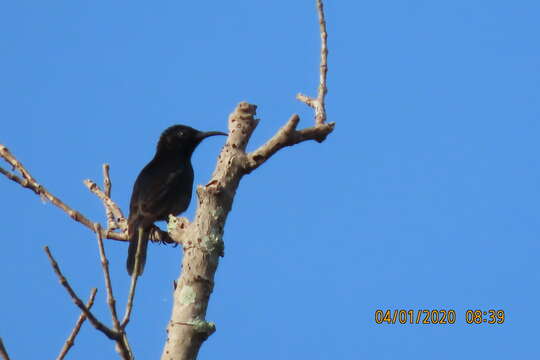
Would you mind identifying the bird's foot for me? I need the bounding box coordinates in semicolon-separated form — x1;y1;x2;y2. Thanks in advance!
148;225;176;246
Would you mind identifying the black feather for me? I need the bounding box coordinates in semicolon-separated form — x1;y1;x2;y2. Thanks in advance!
126;125;226;276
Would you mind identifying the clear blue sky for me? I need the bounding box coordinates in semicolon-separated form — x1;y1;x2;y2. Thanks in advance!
1;1;538;359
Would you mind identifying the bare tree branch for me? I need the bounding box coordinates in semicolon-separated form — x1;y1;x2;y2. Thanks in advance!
84;179;126;231
94;224;135;358
83;163;125;231
0;338;10;360
246;0;333;172
162;2;334;359
103;164;112;197
0;145;127;242
0;147;137;357
102;164;123;231
0;166;25;188
57;288;98;360
246;114;334;172
44;246;133;359
44;246;117;339
121;234;143;329
297;0;329;126
94;223;121;331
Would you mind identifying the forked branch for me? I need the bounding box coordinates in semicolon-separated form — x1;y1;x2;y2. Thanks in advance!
56;288;98;360
44;245;133;359
0;145;127;242
245;0;334;172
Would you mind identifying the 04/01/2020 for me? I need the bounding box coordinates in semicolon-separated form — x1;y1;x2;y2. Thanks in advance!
374;309;456;324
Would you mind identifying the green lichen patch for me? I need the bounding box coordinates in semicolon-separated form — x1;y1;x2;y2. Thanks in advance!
179;285;196;305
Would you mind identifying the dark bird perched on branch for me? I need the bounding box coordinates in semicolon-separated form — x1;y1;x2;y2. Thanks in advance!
127;125;227;276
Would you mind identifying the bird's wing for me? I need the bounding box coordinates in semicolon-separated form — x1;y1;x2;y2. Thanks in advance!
129;160;189;221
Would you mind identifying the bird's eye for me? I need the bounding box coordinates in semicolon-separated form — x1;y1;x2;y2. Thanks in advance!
177;130;184;137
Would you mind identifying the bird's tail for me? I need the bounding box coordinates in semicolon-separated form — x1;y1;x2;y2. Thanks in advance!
126;218;150;276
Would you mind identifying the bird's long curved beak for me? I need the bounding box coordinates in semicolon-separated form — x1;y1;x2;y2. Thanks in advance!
200;131;228;140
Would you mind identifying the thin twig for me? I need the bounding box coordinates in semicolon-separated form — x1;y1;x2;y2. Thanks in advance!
121;273;138;329
0;338;10;360
245;0;333;172
0;166;26;188
94;223;121;331
0;144;127;242
315;0;328;125
296;0;329;125
102;164;118;230
84;179;126;232
44;246;133;359
103;164;112;197
121;230;143;328
57;288;98;360
43;246;118;340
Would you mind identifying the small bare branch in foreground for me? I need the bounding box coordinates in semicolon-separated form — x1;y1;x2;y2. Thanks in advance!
44;246;116;339
44;246;133;359
94;223;121;331
57;288;98;360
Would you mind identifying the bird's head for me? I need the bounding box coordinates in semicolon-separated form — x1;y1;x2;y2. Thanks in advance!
156;124;227;158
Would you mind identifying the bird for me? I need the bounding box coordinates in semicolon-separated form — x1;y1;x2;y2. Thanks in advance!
126;125;227;276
